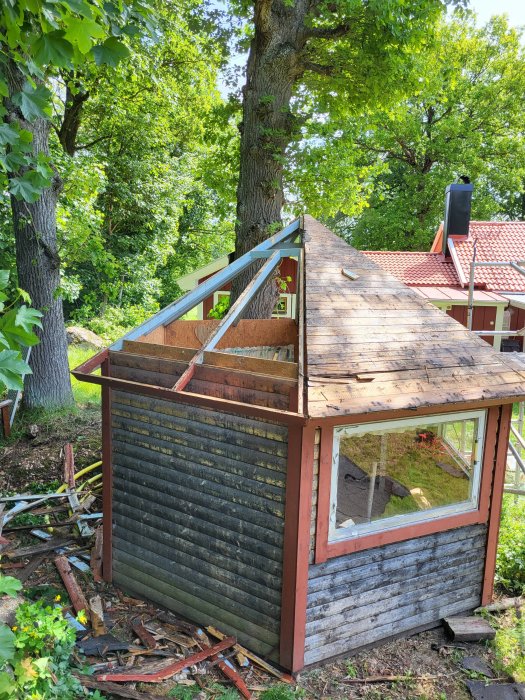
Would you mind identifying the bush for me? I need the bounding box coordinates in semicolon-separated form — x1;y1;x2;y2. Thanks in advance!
0;597;87;699
495;495;525;594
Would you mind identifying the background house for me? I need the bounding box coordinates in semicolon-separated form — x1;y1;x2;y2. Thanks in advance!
364;185;525;351
177;254;298;320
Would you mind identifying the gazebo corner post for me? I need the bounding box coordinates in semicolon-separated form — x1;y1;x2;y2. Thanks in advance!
101;357;113;583
481;403;512;605
279;423;316;673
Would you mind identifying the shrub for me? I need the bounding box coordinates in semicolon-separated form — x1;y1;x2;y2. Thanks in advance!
0;597;87;699
495;495;525;594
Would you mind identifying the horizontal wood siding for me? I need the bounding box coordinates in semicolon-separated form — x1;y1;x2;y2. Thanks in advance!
305;524;486;665
111;391;288;659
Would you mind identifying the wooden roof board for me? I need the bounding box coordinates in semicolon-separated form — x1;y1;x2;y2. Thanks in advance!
302;216;525;418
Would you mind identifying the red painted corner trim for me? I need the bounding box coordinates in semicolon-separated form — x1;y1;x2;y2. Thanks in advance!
101;358;113;583
280;424;315;673
314;406;501;561
482;403;512;605
314;427;333;564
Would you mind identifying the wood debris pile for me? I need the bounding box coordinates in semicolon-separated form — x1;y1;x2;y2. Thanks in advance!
0;443;293;699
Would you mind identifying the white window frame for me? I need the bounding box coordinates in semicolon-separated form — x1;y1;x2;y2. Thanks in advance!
212;290;296;318
329;409;487;543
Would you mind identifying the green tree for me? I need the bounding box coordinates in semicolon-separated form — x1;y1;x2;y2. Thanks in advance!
295;13;525;251
52;5;236;337
0;0;151;407
228;0;449;316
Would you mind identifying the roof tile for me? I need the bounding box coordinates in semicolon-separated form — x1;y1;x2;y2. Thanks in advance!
362;251;460;286
452;222;525;292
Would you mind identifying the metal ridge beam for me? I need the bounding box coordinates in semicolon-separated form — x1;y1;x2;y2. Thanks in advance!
110;218;302;350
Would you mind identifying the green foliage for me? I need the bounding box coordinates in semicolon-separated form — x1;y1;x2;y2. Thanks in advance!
0;0;150;203
68;345;101;405
259;685;304;700
293;13;525;250
496;495;525;594
492;607;525;682
0;598;86;699
208;684;240;700
53;6;235;328
0;576;22;599
208;296;230;320
167;685;200;699
0;271;42;392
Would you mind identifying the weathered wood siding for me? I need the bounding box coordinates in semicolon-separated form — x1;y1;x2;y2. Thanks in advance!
111;390;288;658
305;524;486;665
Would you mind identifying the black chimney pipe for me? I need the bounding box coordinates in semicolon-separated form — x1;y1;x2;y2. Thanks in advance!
442;182;473;256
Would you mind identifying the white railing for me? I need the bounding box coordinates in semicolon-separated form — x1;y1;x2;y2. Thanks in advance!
506;402;525;497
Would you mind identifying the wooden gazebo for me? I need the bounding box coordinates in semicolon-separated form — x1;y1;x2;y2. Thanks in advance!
74;216;525;671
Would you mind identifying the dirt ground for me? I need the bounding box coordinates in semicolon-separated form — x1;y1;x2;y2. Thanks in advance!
0;411;516;700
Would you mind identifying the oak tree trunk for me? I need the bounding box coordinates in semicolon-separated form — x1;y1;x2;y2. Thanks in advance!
230;0;308;318
6;64;74;408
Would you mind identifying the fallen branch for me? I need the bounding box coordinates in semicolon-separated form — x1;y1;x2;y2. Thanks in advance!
54;555;90;618
343;673;454;684
474;597;525;614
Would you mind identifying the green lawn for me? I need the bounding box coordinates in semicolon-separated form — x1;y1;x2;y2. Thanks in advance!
68;346;101;406
340;429;471;519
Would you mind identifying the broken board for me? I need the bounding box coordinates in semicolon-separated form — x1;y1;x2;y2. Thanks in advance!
443;616;496;642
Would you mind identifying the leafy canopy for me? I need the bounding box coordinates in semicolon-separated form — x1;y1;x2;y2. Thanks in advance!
290;12;525;250
0;0;153;203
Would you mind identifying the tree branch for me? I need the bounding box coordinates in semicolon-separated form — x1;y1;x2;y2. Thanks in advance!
303;60;334;76
75;134;113;151
303;23;351;40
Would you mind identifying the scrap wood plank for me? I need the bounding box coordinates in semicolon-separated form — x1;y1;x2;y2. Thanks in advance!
90;525;103;582
89;595;106;637
96;636;236;682
6;537;75;559
76;674;162;700
205;625;293;683
63;443;93;537
443;616;496;642
14;553;47;583
211;653;252;700
54;555;90;619
132;620;157;649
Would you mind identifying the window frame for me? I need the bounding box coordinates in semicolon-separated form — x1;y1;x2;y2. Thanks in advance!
314;407;500;564
329;410;486;543
212;290;296;318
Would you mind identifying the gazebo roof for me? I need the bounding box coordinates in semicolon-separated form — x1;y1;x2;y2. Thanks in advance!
302;217;525;418
73;216;525;422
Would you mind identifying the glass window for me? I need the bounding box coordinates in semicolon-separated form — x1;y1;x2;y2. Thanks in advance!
273;296;289;316
330;411;486;541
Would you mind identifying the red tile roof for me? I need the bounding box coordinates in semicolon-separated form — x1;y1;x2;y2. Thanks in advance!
362;251;460;286
450;222;525;293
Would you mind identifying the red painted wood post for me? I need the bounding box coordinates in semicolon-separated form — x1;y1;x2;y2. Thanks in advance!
280;423;315;673
482;403;512;605
101;357;113;583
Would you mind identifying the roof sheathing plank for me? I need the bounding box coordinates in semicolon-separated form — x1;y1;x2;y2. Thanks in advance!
302;216;525;419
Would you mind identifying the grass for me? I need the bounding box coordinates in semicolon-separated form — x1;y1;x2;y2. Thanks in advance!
492;608;525;682
340;427;472;520
68;345;101;406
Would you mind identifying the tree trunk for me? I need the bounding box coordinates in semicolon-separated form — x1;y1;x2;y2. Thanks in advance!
6;64;74;408
230;0;307;317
